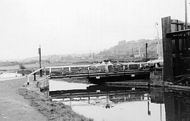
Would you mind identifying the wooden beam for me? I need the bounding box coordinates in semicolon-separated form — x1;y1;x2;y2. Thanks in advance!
166;29;190;37
162;16;174;82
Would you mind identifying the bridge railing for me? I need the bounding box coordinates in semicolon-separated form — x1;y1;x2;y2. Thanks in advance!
26;61;161;82
45;63;151;78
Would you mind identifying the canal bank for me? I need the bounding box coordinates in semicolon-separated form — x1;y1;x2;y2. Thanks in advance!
19;76;92;121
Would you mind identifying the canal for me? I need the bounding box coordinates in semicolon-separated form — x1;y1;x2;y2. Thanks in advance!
49;79;190;121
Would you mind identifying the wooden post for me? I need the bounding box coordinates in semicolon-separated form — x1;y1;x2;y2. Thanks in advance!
162;16;174;82
34;73;36;81
185;0;188;29
38;46;42;77
27;76;30;85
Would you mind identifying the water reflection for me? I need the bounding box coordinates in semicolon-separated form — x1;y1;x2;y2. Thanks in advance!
164;91;190;121
50;84;150;106
49;80;190;121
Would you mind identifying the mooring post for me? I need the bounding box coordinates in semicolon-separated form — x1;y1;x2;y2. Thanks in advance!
34;73;36;81
27;76;30;85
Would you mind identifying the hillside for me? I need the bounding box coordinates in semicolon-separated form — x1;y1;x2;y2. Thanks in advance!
0;39;162;71
97;39;162;61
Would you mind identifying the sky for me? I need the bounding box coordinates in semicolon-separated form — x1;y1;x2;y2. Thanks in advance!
0;0;189;60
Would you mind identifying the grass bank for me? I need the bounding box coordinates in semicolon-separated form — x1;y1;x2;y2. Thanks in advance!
19;78;92;121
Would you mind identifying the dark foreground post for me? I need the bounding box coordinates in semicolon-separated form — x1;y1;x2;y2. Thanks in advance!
38;46;43;77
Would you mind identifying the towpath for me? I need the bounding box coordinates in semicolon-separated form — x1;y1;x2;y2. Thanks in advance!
0;77;47;121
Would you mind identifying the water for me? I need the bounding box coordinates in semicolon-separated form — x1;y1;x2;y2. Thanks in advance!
0;72;22;81
0;72;22;78
49;80;190;121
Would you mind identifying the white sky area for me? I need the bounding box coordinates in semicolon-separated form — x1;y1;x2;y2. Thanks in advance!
0;0;189;60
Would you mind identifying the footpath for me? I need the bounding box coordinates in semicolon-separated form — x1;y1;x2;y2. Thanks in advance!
0;77;47;121
0;76;92;121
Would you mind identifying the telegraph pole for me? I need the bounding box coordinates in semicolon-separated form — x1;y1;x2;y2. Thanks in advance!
145;43;148;61
38;45;42;77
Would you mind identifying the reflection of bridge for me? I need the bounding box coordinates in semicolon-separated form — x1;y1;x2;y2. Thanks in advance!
50;85;151;109
49;85;149;100
50;89;148;99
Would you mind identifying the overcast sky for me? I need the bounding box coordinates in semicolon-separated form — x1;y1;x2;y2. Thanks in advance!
0;0;189;60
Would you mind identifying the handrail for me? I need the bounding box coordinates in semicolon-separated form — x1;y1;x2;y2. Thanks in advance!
28;67;45;76
45;65;91;69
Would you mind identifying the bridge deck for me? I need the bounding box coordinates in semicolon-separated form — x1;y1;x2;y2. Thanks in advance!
50;70;150;78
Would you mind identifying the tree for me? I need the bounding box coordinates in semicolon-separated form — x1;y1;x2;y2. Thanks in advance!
19;63;26;70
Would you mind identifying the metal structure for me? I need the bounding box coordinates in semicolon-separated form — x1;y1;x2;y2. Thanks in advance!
162;16;190;83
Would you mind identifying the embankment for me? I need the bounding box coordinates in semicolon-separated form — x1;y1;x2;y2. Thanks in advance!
19;77;92;121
